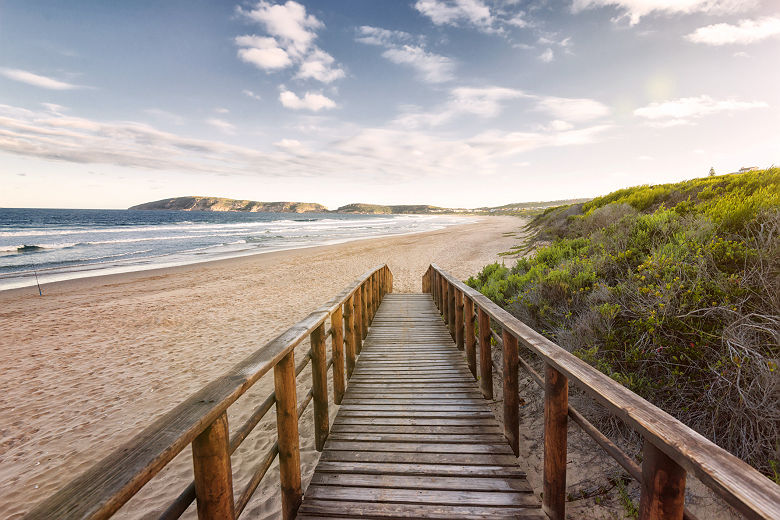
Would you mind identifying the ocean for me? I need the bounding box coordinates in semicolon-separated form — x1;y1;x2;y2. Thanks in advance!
0;208;469;291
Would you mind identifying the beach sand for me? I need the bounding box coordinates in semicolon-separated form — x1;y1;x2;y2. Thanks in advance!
0;216;526;519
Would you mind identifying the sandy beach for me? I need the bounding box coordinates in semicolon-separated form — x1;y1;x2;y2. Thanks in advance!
0;216;525;519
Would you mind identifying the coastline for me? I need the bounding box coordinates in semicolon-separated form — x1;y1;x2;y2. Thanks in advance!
0;216;526;519
0;213;475;292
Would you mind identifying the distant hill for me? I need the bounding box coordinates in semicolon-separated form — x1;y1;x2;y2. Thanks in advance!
129;196;328;213
336;203;448;214
129;196;591;215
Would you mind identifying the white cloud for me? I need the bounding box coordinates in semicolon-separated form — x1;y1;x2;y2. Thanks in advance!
215;107;230;114
415;0;493;28
296;48;345;82
274;138;303;150
0;68;80;90
235;36;292;70
206;118;236;135
279;90;336;111
356;26;454;84
238;0;321;57
0;102;612;186
242;89;262;101
382;45;455;83
236;1;344;83
571;0;757;25
686;16;780;45
536;96;611;121
356;26;415;46
396;86;527;127
634;95;767;125
539;48;554;62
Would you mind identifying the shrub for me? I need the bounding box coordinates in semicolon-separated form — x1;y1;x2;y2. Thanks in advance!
469;168;779;477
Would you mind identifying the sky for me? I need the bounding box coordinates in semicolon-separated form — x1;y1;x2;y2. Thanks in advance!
0;0;778;210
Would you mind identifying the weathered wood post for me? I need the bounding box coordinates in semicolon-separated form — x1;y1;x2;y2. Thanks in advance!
274;351;302;520
502;329;519;457
354;287;363;354
361;283;369;339
344;295;356;379
310;324;329;451
639;441;686;520
331;307;345;405
455;289;464;351
447;283;456;339
373;272;379;315
478;307;493;399
192;412;235;520
464;297;476;378
543;363;568;520
441;277;447;321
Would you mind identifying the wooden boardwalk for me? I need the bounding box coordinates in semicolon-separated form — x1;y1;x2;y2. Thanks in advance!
297;294;543;519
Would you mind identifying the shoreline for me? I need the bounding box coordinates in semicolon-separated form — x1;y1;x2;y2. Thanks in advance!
0;216;526;519
0;215;476;292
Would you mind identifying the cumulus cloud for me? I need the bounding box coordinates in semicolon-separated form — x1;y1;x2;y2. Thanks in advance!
382;45;456;83
0;68;81;90
536;96;611;122
235;1;344;83
686;16;780;45
634;95;767;125
356;26;415;46
278;90;336;111
539;48;554;62
242;89;262;100
414;0;493;28
571;0;757;25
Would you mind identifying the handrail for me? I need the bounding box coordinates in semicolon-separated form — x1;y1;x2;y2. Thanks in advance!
424;264;779;520
26;264;393;520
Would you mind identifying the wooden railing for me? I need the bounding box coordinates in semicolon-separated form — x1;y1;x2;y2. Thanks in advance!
423;264;780;520
26;264;393;520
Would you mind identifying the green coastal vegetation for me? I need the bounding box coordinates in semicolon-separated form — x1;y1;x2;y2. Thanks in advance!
467;168;779;478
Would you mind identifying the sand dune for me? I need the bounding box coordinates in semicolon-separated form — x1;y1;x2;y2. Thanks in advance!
0;216;524;519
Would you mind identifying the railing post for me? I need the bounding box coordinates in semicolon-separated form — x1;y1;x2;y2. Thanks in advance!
192;411;235;520
310;323;329;451
373;272;379;314
543;363;568;520
331;307;345;405
478;307;493;400
344;295;356;379
455;288;464;351
439;276;449;318
354;287;363;354
502;329;519;457
361;283;369;339
639;440;686;520
274;351;302;520
447;282;456;339
464;297;476;378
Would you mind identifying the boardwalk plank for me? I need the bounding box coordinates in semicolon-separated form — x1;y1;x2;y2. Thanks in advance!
299;294;540;518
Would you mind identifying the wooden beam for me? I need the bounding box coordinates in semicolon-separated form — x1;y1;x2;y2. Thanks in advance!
311;324;329;451
331;307;345;405
543;363;568;520
344;296;356;380
447;283;455;339
640;440;686;520
502;330;519;457
192;411;235;520
274;351;302;520
455;289;464;351
478;307;493;400
464;297;476;378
